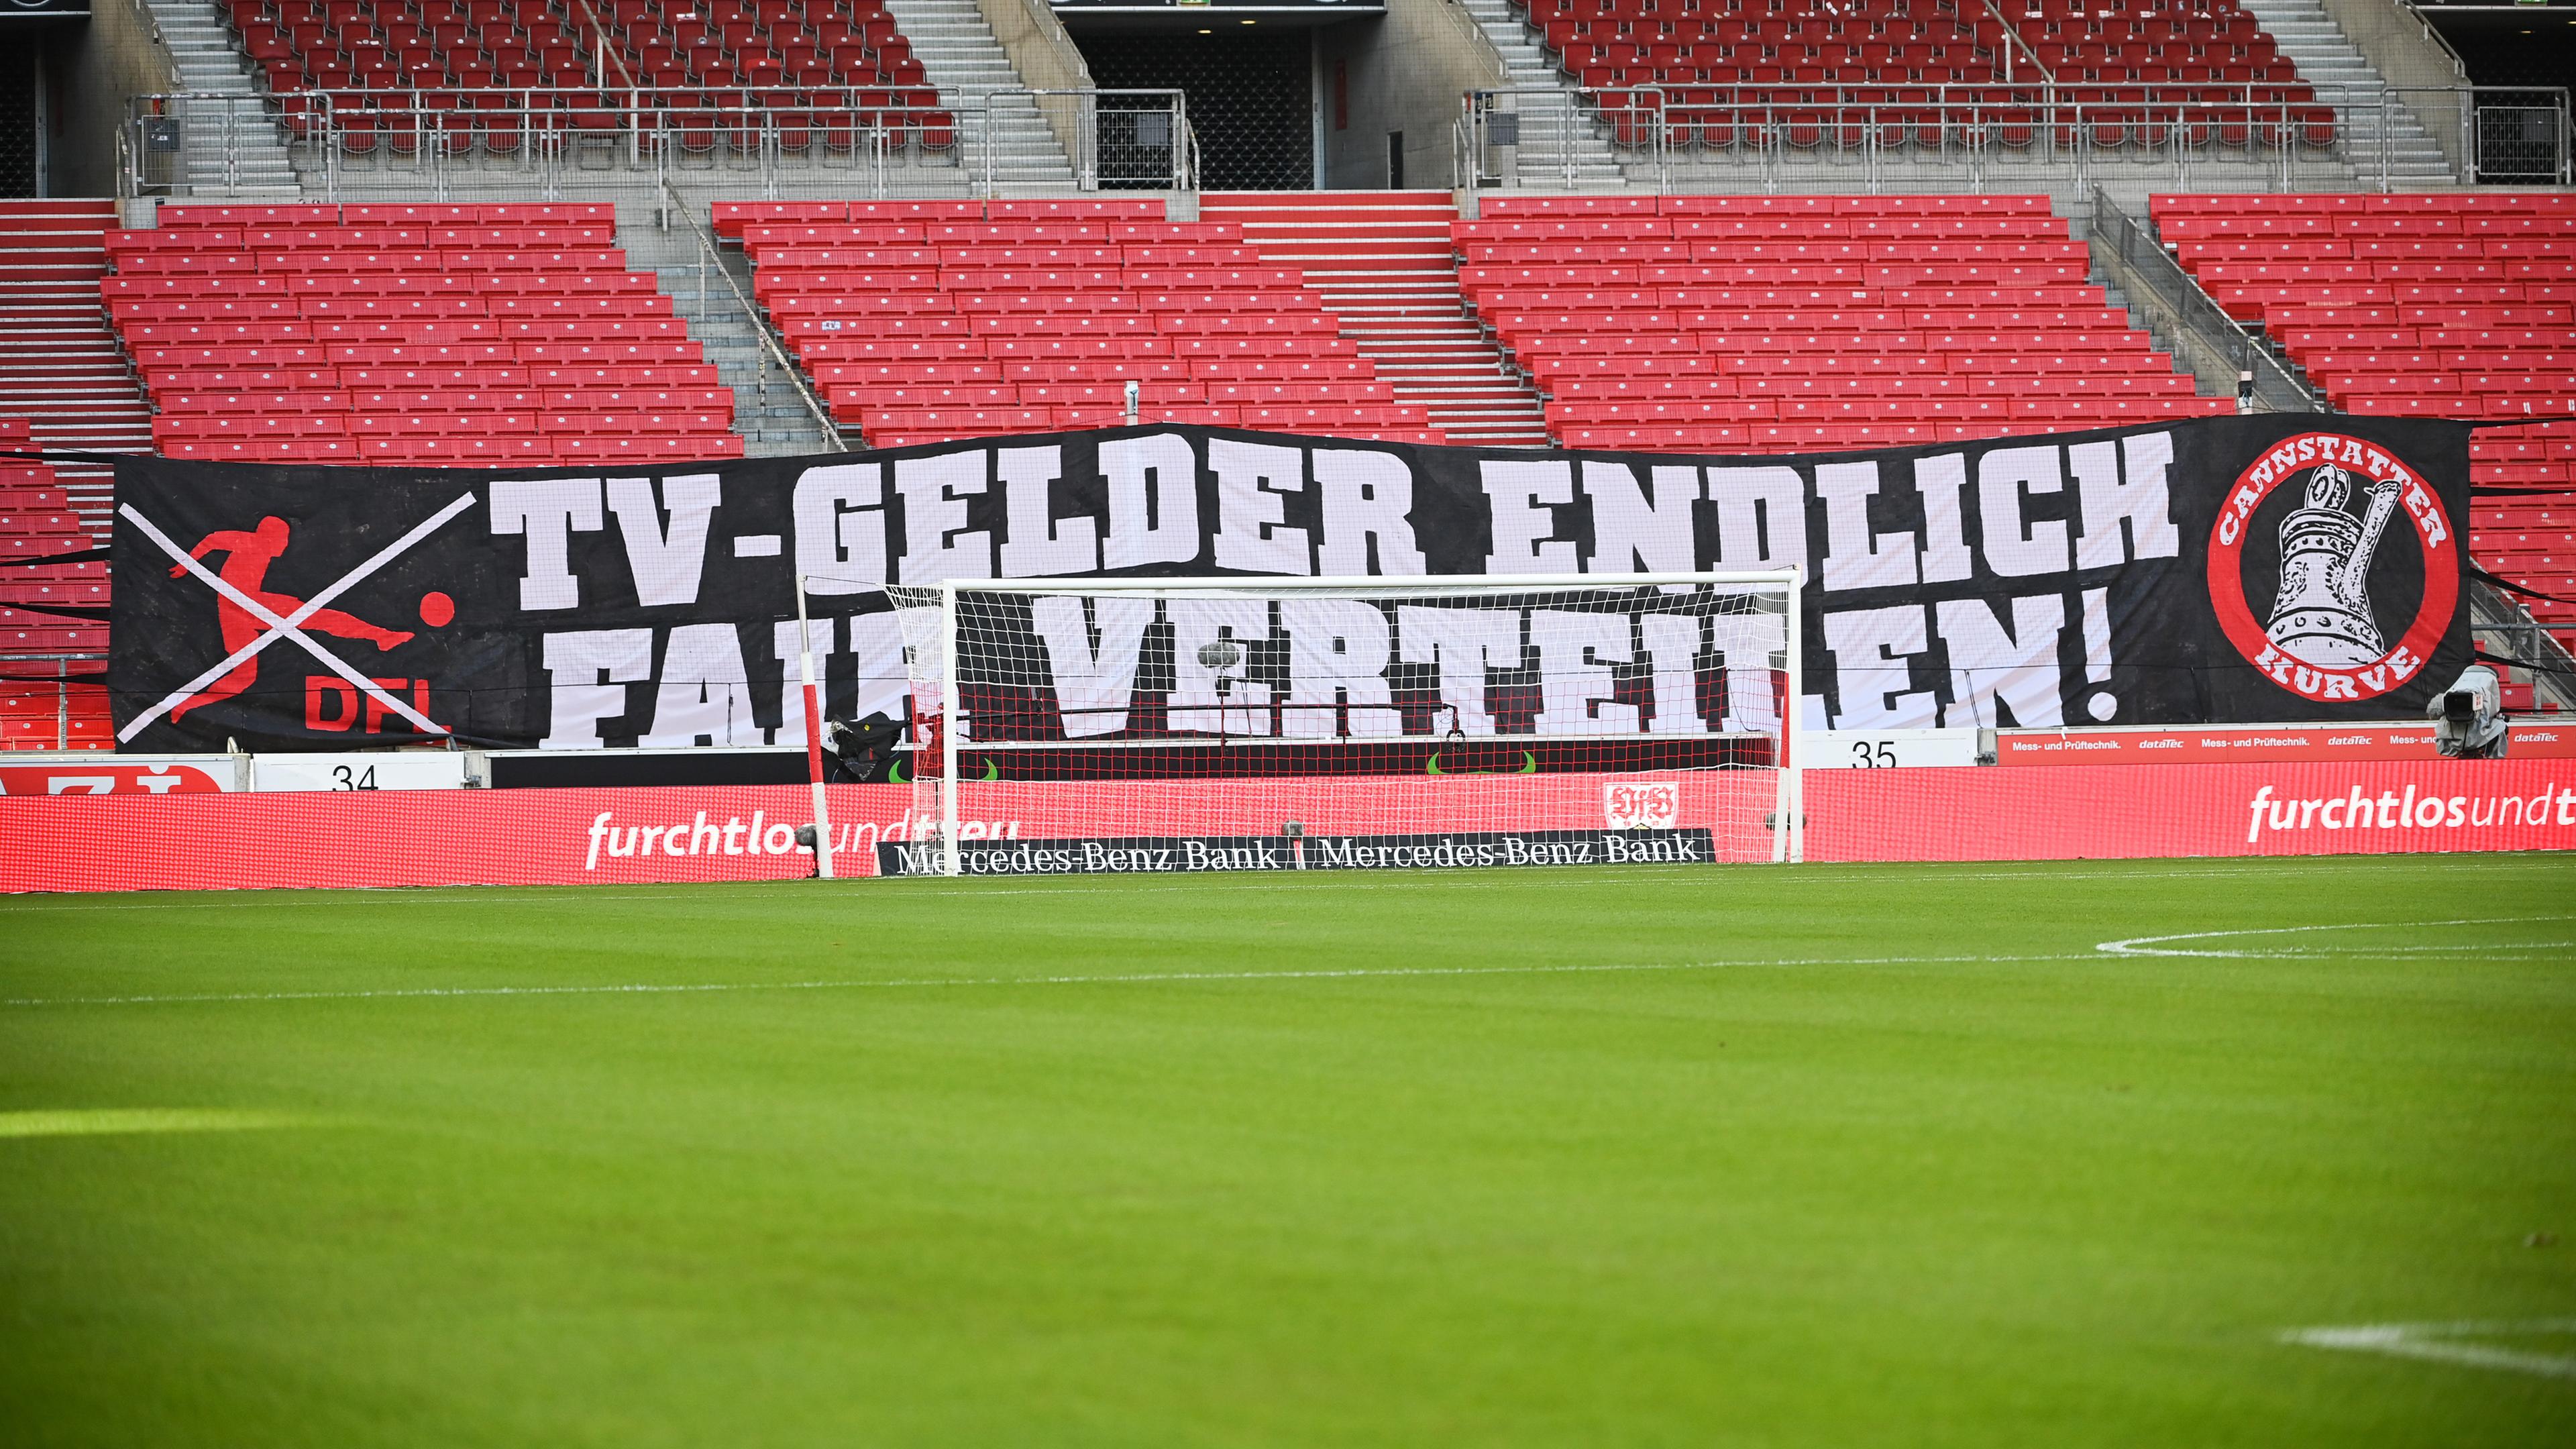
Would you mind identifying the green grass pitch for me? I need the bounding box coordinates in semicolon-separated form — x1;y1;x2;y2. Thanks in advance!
3;853;2572;1446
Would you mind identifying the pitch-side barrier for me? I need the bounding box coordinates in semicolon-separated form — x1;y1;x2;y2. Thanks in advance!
3;754;2571;892
11;720;2567;798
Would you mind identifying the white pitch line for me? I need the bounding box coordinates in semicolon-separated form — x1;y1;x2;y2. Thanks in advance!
2281;1321;2576;1381
2097;917;2576;958
2207;942;2576;957
0;950;2112;1009
0;1108;309;1138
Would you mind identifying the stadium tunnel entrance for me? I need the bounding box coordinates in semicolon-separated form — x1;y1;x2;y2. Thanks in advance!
1069;25;1318;191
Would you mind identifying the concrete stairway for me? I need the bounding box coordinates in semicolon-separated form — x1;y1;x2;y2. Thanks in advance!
140;0;301;195
2239;0;2455;185
0;201;154;535
1203;192;1550;448
880;0;1079;193
615;201;841;459
654;256;841;458
1456;0;1631;192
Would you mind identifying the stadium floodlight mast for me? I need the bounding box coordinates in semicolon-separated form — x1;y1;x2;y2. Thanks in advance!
796;570;1804;879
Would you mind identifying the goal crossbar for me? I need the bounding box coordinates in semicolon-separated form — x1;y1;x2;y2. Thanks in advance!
822;570;1805;877
930;572;1802;594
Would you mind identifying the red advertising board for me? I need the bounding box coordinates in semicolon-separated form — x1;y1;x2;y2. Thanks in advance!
1805;759;2576;861
0;761;234;796
1994;722;2576;765
0;785;886;894
1;759;2569;893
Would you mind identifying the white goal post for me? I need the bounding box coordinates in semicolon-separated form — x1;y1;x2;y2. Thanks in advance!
818;571;1803;878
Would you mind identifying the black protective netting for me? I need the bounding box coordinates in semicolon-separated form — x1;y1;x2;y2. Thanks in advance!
0;51;38;198
1077;30;1312;191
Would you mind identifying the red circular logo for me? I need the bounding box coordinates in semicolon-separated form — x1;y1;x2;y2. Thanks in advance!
2207;431;2456;704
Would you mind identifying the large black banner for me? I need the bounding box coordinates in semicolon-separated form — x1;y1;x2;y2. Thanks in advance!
108;416;2473;752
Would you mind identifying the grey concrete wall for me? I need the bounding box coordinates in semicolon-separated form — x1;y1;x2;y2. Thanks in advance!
975;0;1093;172
2318;0;2471;177
1319;0;1503;191
57;0;178;197
978;0;1093;93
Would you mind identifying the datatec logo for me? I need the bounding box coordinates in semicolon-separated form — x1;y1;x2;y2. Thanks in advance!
2206;431;2458;705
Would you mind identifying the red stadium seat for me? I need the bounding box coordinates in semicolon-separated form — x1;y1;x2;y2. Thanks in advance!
104;205;739;474
1458;193;2218;455
740;199;1416;451
2153;191;2576;661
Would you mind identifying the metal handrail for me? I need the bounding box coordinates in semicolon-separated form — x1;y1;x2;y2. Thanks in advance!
124;90;290;198
2398;0;2474;81
288;85;955;138
1462;81;2567;196
1462;85;1625;190
1454;0;1517;89
2470;585;2576;716
1652;93;2317;191
1469;84;2323;195
126;0;182;94
289;87;934;202
659;175;847;453
974;88;1193;196
1609;80;2298;111
566;0;643;93
0;653;109;753
2088;185;2318;415
1976;0;2057;91
260;84;1198;200
2387;83;2573;186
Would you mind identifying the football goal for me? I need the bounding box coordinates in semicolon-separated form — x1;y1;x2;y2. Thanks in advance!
800;572;1803;877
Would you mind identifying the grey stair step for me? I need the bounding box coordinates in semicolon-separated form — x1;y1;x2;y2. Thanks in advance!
0;398;149;412
1231;200;1550;451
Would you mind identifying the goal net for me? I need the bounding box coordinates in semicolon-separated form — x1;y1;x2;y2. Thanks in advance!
861;572;1801;877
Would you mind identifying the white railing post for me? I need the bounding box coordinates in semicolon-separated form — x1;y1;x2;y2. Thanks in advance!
2379;93;2391;193
1560;95;1574;189
980;93;995;199
940;580;961;878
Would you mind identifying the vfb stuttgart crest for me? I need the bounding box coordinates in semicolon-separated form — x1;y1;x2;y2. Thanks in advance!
2207;431;2458;705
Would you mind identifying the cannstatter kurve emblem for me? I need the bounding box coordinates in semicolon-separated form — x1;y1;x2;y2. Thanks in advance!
2263;462;2402;669
2206;430;2459;706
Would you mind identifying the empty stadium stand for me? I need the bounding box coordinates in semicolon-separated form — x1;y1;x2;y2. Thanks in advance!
223;0;954;156
2155;191;2576;664
1512;0;2334;154
1460;192;2229;451
724;197;1442;447
0;201;151;534
1204;193;1553;447
1;203;127;752
104;201;741;466
0;418;111;752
